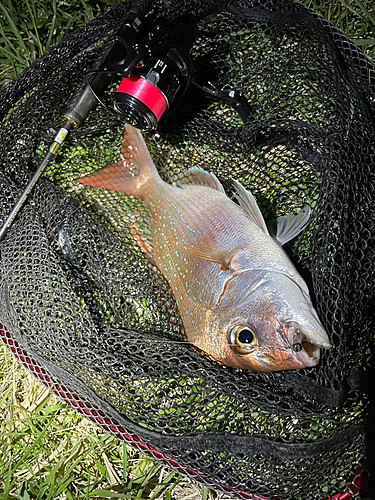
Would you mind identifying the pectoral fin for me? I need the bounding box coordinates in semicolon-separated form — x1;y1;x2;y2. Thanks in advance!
267;204;311;246
186;245;238;270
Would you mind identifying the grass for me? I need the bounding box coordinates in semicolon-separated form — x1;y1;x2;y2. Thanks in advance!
300;0;375;60
0;0;374;499
0;0;373;84
0;345;222;500
0;0;119;84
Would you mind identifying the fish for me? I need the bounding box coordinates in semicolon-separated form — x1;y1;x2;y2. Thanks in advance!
77;124;331;372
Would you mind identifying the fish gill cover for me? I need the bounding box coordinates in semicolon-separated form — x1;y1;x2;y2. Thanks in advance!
0;0;374;498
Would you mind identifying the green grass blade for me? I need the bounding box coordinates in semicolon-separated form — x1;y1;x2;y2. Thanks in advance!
353;38;375;46
202;486;209;500
45;0;57;50
88;490;134;498
18;482;32;500
0;378;13;407
351;0;375;25
25;0;43;56
149;471;178;500
0;3;29;55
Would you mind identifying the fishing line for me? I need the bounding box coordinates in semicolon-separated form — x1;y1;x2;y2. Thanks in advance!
0;155;133;284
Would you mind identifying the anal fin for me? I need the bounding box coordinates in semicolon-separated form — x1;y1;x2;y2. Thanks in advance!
130;226;155;264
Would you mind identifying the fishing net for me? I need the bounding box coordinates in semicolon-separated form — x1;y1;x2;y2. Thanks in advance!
1;0;375;498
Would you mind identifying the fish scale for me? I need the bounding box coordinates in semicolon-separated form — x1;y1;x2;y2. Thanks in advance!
149;190;226;339
78;124;331;371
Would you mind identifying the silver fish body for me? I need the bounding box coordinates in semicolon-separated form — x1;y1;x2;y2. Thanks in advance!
78;125;331;371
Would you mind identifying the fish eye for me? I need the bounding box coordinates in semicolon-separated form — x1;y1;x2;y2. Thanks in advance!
228;325;257;355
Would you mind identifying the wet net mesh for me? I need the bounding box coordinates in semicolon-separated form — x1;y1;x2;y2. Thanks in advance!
1;0;375;498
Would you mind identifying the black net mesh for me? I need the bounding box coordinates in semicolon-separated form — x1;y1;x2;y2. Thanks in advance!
1;0;375;498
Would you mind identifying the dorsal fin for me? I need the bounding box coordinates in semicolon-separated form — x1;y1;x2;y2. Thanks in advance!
179;167;226;193
267;204;311;246
232;179;269;234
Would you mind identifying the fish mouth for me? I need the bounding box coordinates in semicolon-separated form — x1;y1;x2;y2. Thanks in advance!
285;323;323;366
300;339;318;359
296;339;320;366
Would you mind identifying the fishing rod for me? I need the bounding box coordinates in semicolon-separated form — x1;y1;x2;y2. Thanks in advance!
0;2;252;244
0;0;151;243
0;0;197;243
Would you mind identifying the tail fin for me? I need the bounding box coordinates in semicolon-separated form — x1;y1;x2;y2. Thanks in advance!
77;124;159;200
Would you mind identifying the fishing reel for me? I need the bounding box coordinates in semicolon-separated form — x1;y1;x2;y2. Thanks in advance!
114;16;197;130
0;1;251;243
87;15;197;131
62;10;251;132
